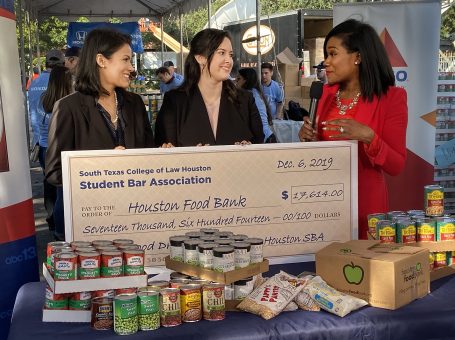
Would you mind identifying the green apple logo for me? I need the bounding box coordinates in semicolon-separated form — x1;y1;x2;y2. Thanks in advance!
339;248;352;254
416;262;421;272
343;262;364;285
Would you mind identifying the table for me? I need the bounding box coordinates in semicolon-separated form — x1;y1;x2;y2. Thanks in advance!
7;263;455;340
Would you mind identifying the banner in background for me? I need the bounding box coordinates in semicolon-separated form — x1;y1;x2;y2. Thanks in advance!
67;22;144;53
334;1;441;211
0;1;39;339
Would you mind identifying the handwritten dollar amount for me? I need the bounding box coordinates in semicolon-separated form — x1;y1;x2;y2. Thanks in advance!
277;157;333;171
282;183;344;203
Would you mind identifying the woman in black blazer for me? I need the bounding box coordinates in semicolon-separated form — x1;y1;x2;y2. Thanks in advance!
155;28;264;147
45;28;154;240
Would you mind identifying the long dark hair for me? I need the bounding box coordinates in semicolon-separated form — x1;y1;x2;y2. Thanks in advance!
324;19;395;101
181;28;237;103
75;28;131;96
41;66;72;113
238;67;273;125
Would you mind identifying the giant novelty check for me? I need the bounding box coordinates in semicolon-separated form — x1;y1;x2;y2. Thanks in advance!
62;142;358;265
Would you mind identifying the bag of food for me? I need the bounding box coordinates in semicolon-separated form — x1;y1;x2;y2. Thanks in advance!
237;271;308;319
304;276;368;317
282;301;298;312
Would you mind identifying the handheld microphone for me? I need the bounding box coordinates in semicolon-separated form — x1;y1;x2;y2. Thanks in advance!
308;81;324;129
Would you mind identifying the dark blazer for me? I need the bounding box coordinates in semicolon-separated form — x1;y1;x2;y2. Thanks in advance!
45;90;154;186
154;84;264;146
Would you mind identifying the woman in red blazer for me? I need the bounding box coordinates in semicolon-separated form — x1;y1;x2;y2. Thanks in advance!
299;19;408;240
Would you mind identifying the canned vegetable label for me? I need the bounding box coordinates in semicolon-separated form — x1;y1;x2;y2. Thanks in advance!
437;220;455;241
396;221;416;244
138;291;160;331
367;213;385;239
114;294;138;335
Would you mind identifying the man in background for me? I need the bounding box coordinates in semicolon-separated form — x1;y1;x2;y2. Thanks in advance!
261;62;284;119
157;64;183;94
64;46;80;77
28;49;64;232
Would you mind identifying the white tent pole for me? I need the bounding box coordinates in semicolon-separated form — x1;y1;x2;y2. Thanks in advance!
26;0;33;80
179;7;183;75
207;0;211;28
35;8;41;74
160;16;164;66
256;0;261;77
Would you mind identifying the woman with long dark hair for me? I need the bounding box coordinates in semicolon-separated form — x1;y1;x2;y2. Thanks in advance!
236;67;276;143
299;19;408;240
45;28;154;240
154;28;263;147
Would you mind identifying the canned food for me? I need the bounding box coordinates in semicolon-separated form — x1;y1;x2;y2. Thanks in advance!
45;284;68;310
113;239;134;247
47;243;71;273
93;289;115;298
91;296;113;330
200;228;219;235
69;291;92;310
54;252;77;280
198;243;217;269
200;235;218;243
224;284;234;300
424;185;444;217
146;280;169;290
114;294;138;335
436;217;455;241
376;220;396;243
217;231;234;239
180;284;202;322
232;242;251;268
448;251;455;265
386;211;405;221
74;246;97;252
367;213;386;239
160;288;181;327
246;238;264;263
117;244;141;251
396;218;416;244
429;252;435;271
215;238;234;246
169;236;187;262
231;234;249;242
434;252;447;268
115;287;137;295
137;290;160;331
202;283;225;321
185;231;203;239
46;241;70;268
92;240;114;247
70;241;92;250
95;245;118;252
169;278;190;289
123;249;145;276
184;240;201;265
213;246;235;272
416;218;436;242
190;279;210;286
234;277;254;300
101;250;123;277
77;251;100;279
169;272;191;280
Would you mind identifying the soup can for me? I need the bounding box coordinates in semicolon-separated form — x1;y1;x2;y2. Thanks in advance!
424;185;444;217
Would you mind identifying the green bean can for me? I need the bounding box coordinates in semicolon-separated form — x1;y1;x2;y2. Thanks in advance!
114;293;138;335
137;290;160;331
367;213;386;240
396;218;416;244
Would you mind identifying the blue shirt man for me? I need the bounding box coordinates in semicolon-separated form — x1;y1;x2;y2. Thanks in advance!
261;62;284;119
157;66;184;94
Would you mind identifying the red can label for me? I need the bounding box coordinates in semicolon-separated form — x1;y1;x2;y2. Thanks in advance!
45;285;68;310
78;252;100;279
69;291;92;310
101;252;123;277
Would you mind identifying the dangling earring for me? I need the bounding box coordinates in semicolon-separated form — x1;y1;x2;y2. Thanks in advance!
354;61;359;65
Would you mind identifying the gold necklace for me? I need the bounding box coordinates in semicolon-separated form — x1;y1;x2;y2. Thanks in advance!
335;89;361;115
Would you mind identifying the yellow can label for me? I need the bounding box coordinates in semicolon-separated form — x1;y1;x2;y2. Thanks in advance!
440;223;455;233
379;226;395;237
418;225;435;234
401;225;416;236
427;190;443;200
435;252;447;261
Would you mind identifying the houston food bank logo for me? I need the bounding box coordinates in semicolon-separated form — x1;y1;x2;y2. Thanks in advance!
242;25;275;55
380;28;408;86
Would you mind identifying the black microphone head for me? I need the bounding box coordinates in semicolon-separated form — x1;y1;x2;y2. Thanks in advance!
309;81;324;99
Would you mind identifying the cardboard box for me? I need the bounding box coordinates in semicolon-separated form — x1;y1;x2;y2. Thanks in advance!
276;47;300;86
43;263;147;294
284;86;302;98
42;309;91;323
430;264;455;281
316;240;430;310
164;256;269;284
411;240;455;252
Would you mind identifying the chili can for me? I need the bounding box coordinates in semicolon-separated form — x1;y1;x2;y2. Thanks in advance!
416;218;436;242
123;249;145;276
77;251;100;279
180;284;202;322
436;217;455;241
45;284;68;310
69;291;92;310
367;213;386;239
54;252;77;280
91;297;113;330
376;220;396;243
202;283;225;321
101;250;123;277
137;290;160;331
246;238;264;263
396;218;416;244
114;293;138;335
424;185;444;217
160;288;181;327
213;246;235;272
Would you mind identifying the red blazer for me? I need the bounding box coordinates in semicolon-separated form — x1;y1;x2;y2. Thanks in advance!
316;84;408;239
